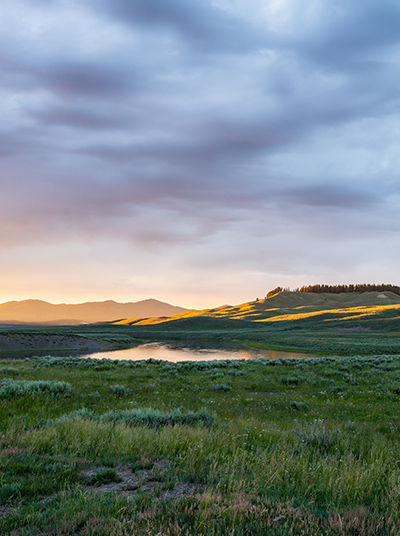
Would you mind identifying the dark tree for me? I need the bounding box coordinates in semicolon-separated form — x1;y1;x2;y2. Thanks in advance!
294;284;400;295
266;287;283;298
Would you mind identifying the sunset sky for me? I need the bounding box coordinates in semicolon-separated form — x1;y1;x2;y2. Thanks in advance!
2;0;400;308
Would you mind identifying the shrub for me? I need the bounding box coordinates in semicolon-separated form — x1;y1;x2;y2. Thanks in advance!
279;376;301;385
297;420;339;454
0;483;20;504
211;383;232;392
209;371;225;379
227;369;245;376
0;367;19;374
328;385;346;395
289;400;309;411
27;353;400;372
0;379;72;398
87;391;100;399
109;384;131;396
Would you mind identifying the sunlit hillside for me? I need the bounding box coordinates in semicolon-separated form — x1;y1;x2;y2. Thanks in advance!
113;291;400;327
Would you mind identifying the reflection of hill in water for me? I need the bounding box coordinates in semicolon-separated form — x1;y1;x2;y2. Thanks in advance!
81;343;316;362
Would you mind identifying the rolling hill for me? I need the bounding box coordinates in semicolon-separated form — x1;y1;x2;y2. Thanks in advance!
113;291;400;328
0;299;190;325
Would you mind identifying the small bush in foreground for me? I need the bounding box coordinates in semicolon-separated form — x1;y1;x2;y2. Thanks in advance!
0;379;71;399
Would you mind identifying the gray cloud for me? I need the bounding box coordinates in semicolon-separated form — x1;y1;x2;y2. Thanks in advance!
1;0;400;304
282;185;380;209
92;0;266;52
40;61;134;98
29;104;131;130
299;2;400;67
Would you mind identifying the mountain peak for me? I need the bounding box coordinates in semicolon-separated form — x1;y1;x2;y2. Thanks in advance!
0;298;191;325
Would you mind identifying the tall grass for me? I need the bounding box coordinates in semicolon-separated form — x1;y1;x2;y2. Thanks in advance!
46;407;215;428
11;417;399;521
1;351;400;535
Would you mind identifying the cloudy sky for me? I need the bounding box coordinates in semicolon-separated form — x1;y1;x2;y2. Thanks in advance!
1;0;400;307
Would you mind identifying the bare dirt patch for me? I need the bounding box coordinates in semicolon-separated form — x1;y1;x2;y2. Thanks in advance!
0;504;12;519
0;333;104;357
82;460;202;501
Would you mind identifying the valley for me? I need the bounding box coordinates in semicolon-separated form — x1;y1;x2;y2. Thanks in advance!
1;290;400;535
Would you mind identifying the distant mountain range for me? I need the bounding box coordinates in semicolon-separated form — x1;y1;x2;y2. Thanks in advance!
0;299;190;325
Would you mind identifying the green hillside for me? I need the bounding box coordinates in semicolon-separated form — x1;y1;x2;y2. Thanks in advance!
113;291;400;328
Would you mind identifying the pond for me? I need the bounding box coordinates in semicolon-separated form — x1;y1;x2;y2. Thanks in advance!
80;343;316;362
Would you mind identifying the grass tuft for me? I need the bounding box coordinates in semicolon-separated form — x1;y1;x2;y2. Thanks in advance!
87;469;122;486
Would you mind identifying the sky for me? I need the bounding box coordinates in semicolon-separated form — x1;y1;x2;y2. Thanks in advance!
1;0;400;308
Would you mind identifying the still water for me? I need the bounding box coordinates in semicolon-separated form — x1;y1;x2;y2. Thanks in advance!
81;343;315;362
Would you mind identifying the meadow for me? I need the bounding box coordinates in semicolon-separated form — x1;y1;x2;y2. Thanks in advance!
1;351;400;535
1;292;400;534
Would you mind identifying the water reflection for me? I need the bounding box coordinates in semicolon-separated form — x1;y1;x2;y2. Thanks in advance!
81;343;315;362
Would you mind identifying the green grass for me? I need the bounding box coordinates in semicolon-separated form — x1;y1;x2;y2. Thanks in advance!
47;406;215;428
0;353;399;534
86;469;122;486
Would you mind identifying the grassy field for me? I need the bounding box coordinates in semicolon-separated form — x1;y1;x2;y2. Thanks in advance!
1;352;400;535
1;292;400;534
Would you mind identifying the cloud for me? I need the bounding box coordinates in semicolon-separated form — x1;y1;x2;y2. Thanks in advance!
91;0;266;52
1;0;400;304
29;104;131;130
39;61;134;98
283;185;380;209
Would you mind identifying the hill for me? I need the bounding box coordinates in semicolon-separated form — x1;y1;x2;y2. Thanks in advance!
113;291;400;328
0;299;190;325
